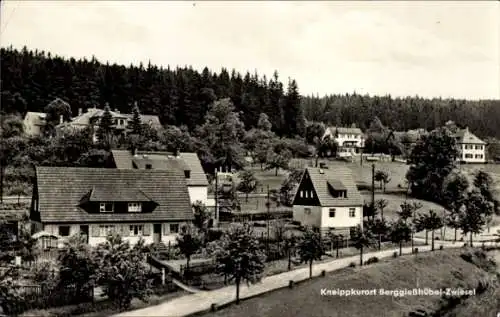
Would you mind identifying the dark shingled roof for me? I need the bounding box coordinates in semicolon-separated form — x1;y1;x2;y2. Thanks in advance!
111;150;134;169
179;152;209;187
110;150;208;187
34;167;194;223
301;167;363;207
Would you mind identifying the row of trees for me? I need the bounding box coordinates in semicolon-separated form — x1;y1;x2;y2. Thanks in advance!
3;46;500;142
1;98;317;201
302;93;500;139
1;46;304;138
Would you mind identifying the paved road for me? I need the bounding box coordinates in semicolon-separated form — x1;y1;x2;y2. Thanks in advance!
113;240;500;317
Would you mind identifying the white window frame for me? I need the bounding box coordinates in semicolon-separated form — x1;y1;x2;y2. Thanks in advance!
99;225;116;237
129;225;144;236
128;202;142;212
100;203;114;213
349;208;356;218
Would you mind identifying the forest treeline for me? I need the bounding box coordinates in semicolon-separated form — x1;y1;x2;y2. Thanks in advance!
1;46;500;139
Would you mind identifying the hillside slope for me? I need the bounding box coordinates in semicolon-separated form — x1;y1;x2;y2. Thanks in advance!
205;249;499;317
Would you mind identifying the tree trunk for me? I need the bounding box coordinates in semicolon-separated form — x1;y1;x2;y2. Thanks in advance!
454;228;457;242
288;248;292;271
411;233;414;252
0;166;4;204
275;168;278;176
425;230;428;245
399;241;402;256
315;156;319;168
309;260;313;278
381;209;384;222
470;233;473;247
431;231;435;251
236;277;240;304
185;256;191;279
360;246;363;266
378;234;382;250
336;238;339;258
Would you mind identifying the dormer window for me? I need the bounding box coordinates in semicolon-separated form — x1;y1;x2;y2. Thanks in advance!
100;203;114;213
327;180;347;199
184;170;191;179
128;202;142;212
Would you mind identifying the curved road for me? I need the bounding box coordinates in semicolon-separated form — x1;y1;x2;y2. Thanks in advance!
113;239;500;317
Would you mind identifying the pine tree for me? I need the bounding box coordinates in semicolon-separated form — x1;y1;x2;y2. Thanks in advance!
97;104;114;146
283;78;305;137
129;101;143;135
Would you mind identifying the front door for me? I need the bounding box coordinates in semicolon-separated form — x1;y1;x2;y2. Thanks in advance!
153;224;162;243
80;225;89;243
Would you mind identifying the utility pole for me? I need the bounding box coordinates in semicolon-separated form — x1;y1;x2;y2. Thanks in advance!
214;168;218;227
371;163;375;206
266;184;270;255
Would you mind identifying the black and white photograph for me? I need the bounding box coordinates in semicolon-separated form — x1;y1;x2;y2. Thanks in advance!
0;1;499;316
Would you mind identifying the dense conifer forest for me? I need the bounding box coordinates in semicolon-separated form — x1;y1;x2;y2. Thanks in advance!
1;46;499;138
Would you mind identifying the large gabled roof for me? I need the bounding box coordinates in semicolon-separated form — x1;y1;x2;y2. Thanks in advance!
57;108;162;129
34;167;193;223
297;167;363;207
453;128;486;145
109;150;209;187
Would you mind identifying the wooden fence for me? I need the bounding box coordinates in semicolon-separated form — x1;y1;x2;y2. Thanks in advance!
7;284;94;315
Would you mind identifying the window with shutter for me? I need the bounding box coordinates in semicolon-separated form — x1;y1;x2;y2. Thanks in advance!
121;225;129;237
163;223;170;235
90;225;100;237
143;224;151;236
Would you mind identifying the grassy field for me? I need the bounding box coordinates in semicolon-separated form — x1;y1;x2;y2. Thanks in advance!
203;248;499;317
249;158;500;195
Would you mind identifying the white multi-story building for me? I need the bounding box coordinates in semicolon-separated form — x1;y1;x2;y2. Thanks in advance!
322;126;365;156
453;127;486;163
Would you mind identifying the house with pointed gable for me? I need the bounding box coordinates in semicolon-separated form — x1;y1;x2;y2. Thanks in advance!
30;167;194;247
292;166;363;236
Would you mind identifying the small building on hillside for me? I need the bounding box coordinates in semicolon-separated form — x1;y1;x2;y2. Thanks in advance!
23;112;47;137
322;126;365;156
30;167;194;247
453;127;486;163
56;106;162;142
292;167;363;236
109;150;210;206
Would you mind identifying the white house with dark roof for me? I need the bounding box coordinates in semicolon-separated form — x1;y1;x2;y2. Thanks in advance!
322;126;365;156
453;127;487;163
30;167;194;247
109;150;210;206
56;106;162;142
292;167;363;236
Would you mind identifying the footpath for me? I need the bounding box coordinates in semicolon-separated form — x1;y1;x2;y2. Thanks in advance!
113;239;499;317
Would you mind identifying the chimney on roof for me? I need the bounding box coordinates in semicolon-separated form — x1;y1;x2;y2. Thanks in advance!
319;169;324;174
59;115;63;124
78;108;82;116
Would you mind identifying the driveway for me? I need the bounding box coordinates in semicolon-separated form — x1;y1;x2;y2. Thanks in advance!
112;240;499;317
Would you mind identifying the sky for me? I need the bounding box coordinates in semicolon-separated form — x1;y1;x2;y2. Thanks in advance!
1;1;499;100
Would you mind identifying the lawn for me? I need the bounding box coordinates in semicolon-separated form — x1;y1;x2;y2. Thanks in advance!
203;248;498;317
360;192;446;220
